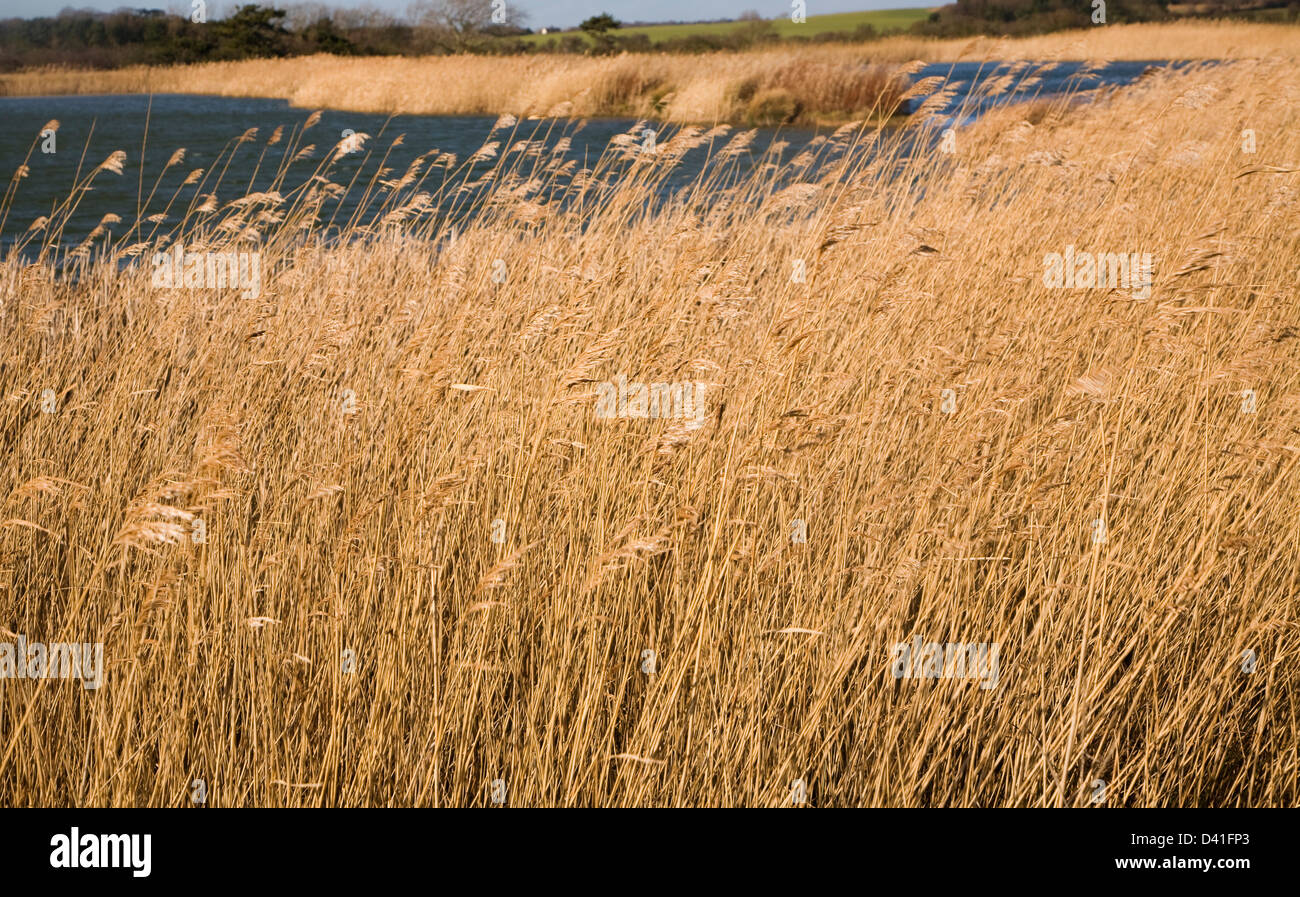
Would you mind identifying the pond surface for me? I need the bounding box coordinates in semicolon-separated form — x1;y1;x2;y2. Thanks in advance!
0;60;1185;255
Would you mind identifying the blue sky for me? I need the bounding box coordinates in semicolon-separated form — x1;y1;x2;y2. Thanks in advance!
0;0;934;30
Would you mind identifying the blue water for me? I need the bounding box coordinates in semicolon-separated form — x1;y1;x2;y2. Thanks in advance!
906;59;1195;127
0;59;1185;256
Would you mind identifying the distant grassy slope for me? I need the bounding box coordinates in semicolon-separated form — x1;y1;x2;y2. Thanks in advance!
520;8;935;46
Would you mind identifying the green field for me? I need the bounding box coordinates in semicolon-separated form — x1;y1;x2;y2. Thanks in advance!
519;7;935;46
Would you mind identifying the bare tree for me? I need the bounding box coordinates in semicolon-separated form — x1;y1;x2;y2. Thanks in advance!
408;0;525;51
332;3;398;29
282;2;334;31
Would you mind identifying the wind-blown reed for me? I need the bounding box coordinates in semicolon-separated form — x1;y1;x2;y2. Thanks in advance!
0;54;1297;806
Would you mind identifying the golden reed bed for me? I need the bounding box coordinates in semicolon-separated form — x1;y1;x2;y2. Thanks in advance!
1;21;1299;122
0;47;1298;806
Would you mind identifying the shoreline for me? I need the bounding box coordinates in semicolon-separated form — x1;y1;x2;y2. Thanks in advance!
0;22;1295;126
0;90;911;131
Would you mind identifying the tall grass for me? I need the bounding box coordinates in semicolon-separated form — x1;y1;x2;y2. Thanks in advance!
0;54;1297;806
0;47;907;126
